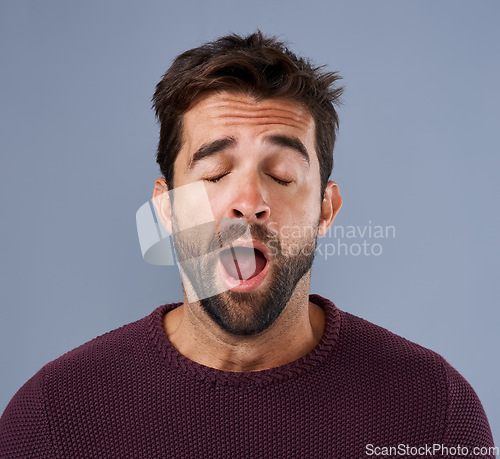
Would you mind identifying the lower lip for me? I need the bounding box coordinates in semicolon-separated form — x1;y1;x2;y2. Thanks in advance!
217;255;270;293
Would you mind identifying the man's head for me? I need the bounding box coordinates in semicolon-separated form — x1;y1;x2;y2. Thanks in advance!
152;30;343;196
152;31;343;336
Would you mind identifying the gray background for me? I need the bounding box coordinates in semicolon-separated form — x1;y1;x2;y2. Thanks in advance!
1;0;499;441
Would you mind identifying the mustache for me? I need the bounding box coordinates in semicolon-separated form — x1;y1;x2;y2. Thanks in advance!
172;219;279;262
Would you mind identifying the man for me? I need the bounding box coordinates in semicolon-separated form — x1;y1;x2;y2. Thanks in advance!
0;32;494;458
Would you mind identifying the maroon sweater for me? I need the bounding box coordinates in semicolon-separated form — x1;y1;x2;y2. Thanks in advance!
0;295;494;458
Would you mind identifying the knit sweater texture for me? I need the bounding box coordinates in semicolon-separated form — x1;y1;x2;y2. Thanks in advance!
0;295;494;458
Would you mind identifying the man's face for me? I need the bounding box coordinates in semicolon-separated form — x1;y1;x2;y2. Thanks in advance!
168;91;329;335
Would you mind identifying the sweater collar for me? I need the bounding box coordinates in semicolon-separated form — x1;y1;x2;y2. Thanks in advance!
148;294;341;387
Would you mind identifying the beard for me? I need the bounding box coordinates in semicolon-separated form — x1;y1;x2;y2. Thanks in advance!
173;220;318;336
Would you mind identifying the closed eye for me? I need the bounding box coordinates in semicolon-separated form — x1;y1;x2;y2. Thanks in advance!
205;173;229;183
268;175;291;186
206;173;291;185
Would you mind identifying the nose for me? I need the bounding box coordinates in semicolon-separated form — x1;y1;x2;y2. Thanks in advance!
228;176;271;223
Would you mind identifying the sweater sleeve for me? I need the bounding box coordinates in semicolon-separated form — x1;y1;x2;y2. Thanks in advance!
441;360;495;458
0;367;55;458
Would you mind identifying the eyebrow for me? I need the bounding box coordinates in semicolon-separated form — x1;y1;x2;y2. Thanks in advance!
188;134;310;169
188;137;236;170
266;135;310;166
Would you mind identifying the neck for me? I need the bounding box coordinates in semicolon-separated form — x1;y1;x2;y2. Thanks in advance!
163;276;325;372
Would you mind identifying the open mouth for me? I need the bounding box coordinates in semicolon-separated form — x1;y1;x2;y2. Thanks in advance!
219;246;268;281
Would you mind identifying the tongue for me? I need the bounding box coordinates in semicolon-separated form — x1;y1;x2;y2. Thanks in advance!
220;247;267;281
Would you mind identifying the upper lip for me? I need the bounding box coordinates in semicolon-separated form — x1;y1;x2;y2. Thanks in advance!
224;239;269;261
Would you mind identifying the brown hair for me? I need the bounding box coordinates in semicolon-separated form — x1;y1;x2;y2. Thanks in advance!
152;31;343;194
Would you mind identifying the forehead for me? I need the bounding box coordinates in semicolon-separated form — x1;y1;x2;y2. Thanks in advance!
182;91;315;143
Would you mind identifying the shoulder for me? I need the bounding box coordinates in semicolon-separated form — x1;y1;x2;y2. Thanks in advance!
39;303;176;383
310;293;447;373
0;305;169;456
19;316;148;389
336;308;469;391
313;295;452;400
338;308;445;365
48;313;150;368
2;303;171;414
332;308;451;403
334;307;494;445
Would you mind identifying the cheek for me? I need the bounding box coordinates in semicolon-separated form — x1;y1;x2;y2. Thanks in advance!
272;205;321;242
272;188;321;220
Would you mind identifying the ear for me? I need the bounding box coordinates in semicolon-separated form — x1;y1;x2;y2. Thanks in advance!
317;181;342;237
152;177;172;234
